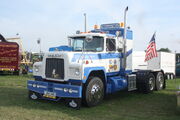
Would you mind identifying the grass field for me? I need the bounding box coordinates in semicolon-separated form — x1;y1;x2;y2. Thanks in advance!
0;75;180;120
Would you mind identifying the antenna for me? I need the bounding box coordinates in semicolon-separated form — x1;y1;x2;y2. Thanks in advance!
37;38;41;54
84;13;87;32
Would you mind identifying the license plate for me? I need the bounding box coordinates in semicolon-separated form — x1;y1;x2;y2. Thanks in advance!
43;91;56;99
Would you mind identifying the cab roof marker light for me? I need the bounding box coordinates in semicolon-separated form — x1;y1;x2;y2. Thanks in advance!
120;22;124;27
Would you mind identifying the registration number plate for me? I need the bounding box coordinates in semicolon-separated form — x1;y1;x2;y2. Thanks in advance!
43;91;56;99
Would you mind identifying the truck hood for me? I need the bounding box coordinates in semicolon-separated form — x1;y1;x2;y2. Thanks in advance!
44;51;86;64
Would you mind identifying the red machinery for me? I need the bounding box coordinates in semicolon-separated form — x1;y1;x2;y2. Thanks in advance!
0;34;20;75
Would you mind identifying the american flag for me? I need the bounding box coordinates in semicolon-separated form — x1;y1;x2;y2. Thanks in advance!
144;33;158;61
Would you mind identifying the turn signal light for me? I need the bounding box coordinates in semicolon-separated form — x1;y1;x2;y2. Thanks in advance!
85;60;89;64
120;22;124;27
94;24;99;29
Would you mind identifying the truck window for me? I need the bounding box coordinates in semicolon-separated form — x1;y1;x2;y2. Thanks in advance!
84;36;104;52
73;38;84;51
106;38;116;51
71;36;104;52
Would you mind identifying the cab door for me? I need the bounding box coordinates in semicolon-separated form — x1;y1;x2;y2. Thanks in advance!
106;38;120;73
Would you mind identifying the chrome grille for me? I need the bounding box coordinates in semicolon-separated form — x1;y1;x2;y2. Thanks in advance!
45;58;64;79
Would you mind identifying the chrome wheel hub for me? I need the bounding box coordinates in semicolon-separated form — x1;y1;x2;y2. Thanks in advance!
91;84;100;95
149;78;154;91
158;75;163;88
90;84;102;101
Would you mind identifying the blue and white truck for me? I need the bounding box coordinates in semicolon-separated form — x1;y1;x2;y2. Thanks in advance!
27;9;166;108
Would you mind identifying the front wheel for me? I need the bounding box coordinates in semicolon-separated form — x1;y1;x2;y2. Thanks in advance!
84;77;104;107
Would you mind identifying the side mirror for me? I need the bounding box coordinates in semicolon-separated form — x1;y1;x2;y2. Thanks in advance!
116;31;122;37
68;38;71;47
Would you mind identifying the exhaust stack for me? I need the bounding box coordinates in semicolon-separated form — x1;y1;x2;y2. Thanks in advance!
122;6;128;70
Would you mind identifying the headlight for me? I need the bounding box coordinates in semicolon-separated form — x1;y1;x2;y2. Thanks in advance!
64;88;68;92
75;69;80;76
32;84;36;87
34;65;40;72
35;68;39;72
69;67;80;77
69;89;73;93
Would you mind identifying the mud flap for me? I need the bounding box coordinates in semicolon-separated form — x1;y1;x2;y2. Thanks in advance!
65;98;81;109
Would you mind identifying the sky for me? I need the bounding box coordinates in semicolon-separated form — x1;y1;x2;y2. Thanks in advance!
0;0;180;53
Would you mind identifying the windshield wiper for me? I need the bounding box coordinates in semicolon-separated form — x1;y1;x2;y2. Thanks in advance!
74;50;82;52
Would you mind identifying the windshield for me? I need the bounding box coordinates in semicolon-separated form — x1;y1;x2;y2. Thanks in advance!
70;36;104;52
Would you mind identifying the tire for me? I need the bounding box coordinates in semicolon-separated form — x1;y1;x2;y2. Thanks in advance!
28;90;39;100
167;74;170;80
142;73;155;93
164;73;168;80
170;74;174;79
163;78;166;89
155;72;164;90
83;77;104;107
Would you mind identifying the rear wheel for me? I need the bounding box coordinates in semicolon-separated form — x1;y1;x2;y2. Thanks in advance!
142;73;155;93
155;72;164;90
170;74;174;79
148;74;156;91
83;77;104;107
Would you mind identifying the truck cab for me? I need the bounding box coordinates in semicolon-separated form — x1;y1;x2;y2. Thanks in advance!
27;23;165;108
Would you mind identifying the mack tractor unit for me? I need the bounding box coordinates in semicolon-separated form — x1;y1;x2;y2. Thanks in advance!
27;9;166;108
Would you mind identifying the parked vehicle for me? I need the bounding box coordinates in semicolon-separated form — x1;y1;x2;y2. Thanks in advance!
0;35;21;75
132;51;147;70
132;51;175;79
27;9;166;108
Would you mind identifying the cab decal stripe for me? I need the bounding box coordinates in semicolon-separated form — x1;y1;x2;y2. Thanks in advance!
71;49;132;62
